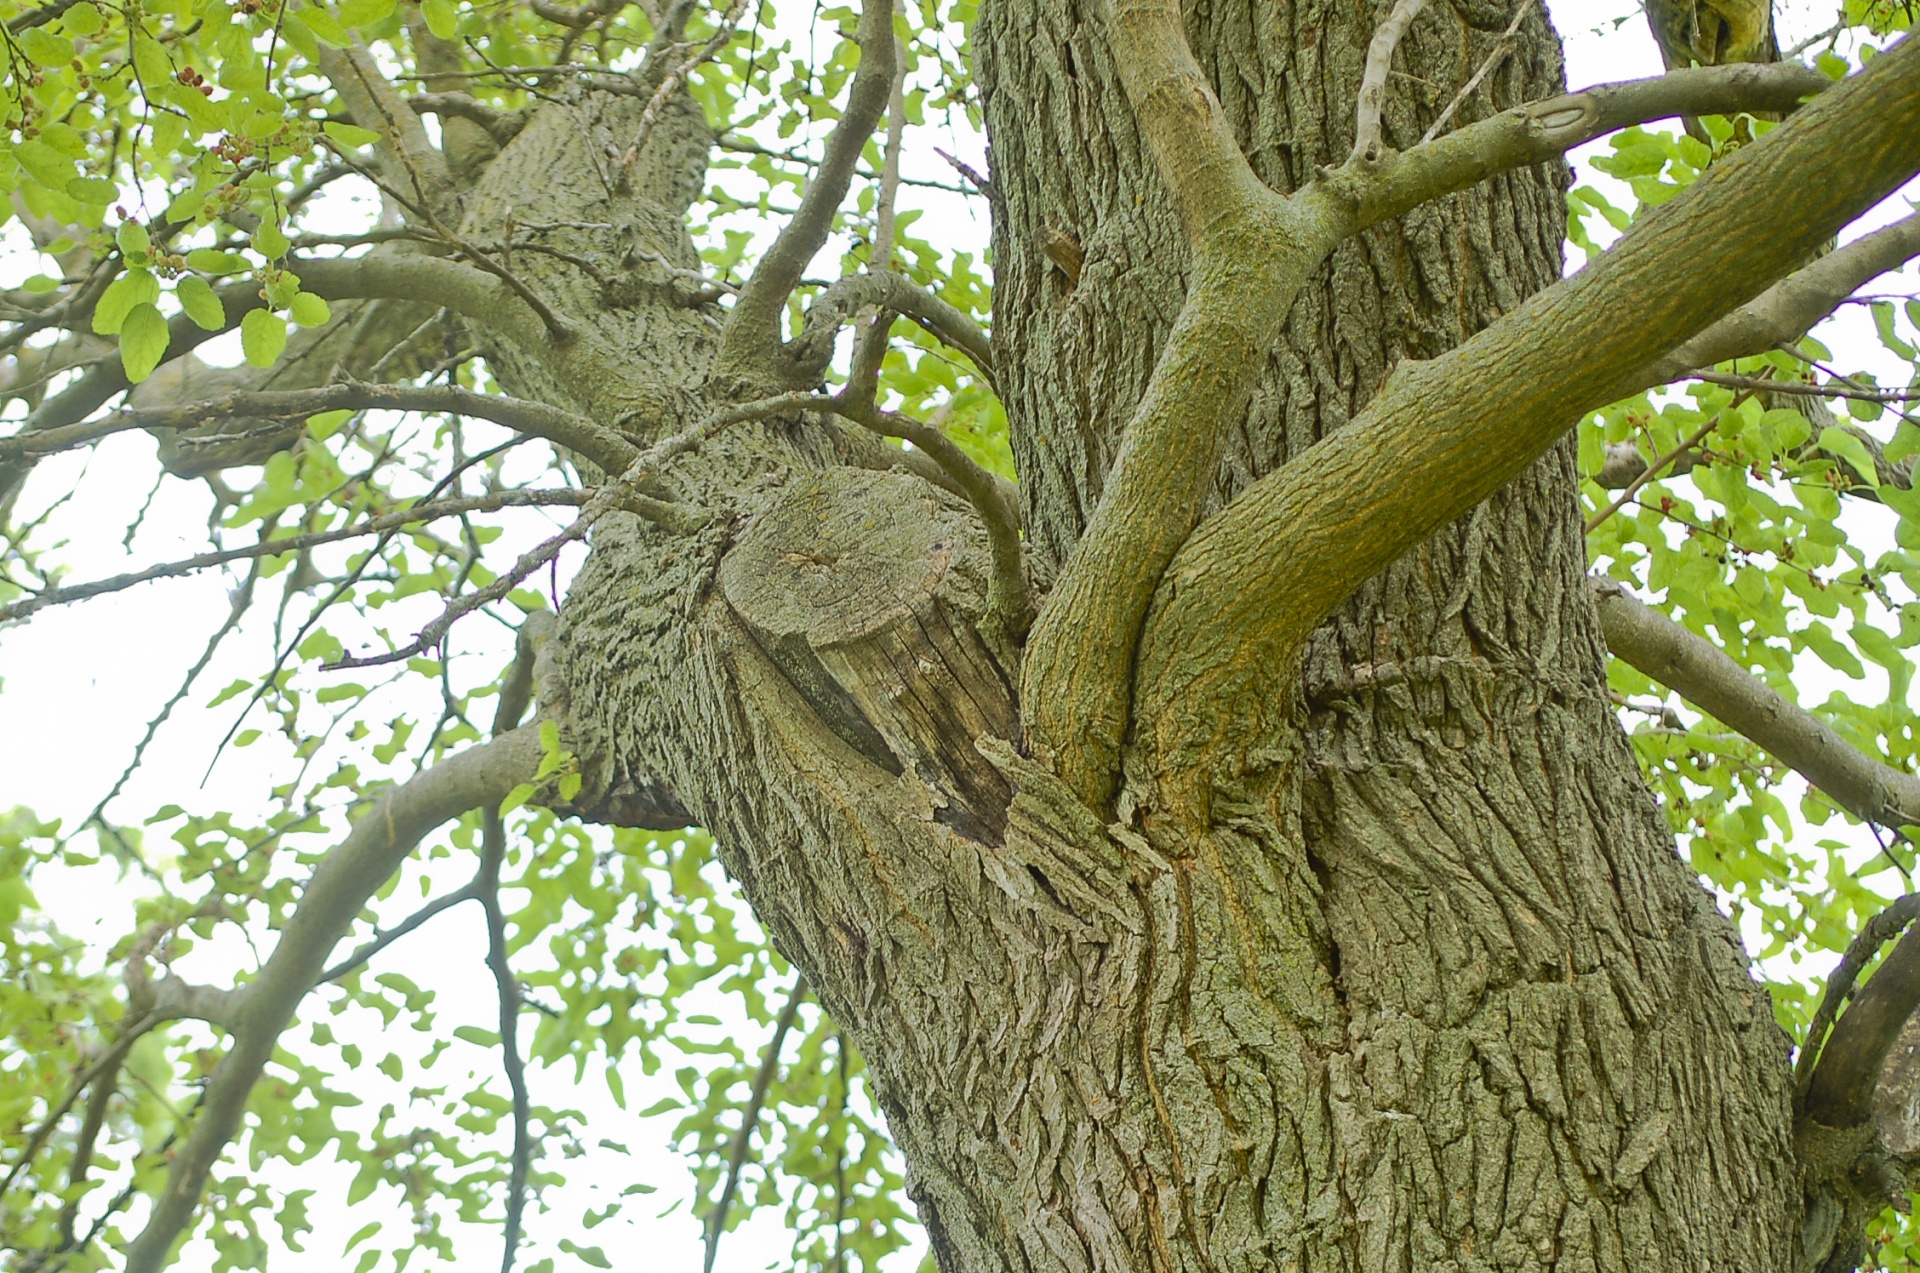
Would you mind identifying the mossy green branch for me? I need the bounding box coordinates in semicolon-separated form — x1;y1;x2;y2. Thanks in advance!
1130;33;1920;807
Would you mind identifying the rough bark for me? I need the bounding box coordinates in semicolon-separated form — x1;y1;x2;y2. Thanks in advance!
520;8;1814;1273
57;0;1920;1261
106;3;1880;1268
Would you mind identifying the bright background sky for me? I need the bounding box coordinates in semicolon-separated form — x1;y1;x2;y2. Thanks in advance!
2;2;1918;1270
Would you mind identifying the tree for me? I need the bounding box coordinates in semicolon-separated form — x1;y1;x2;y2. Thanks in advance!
3;0;1920;1267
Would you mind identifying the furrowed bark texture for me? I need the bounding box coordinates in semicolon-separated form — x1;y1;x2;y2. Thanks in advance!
962;0;1792;1267
497;7;1802;1273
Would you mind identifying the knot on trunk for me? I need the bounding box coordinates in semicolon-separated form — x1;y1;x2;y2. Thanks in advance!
718;467;1019;843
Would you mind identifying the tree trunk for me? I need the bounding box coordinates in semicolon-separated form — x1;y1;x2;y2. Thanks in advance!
493;3;1807;1269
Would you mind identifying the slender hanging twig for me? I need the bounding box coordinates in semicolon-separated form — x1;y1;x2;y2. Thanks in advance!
480;806;533;1273
702;977;806;1273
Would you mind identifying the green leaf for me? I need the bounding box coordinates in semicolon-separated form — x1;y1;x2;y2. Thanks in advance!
241;309;289;368
306;409;352;441
65;176;118;204
12;140;75;189
92;269;160;336
20;274;60;293
175;275;226;331
289;292;332;328
186;248;248;275
558;1241;612;1270
337;0;396;28
323;119;382;149
115;221;151;259
1817;426;1879;486
421;0;457;38
499;783;537;816
253;221;290;261
118;303;171;383
293;4;351;45
61;3;104;35
452;1026;498;1047
18;26;74;65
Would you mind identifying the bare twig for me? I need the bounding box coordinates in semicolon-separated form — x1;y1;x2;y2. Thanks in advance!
791;270;995;386
703;978;806;1273
1352;0;1429;160
1687;368;1919;404
719;0;896;368
1420;0;1537;143
0;489;591;624
318;883;482;983
483;633;540;1273
320;142;579;341
480;804;533;1273
82;553;265;826
0;380;638;475
621;0;751;175
323;391;817;671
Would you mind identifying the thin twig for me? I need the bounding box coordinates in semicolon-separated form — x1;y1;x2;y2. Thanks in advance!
323;392;818;671
0;1012;162;1199
0;490;591;623
82;553;265;826
482;633;538;1273
621;0;751;176
1420;0;1537;143
1584;391;1753;532
0;380;636;475
318;884;482;984
1352;0;1429;160
1794;892;1920;1104
480;804;533;1273
1689;368;1919;404
703;978;806;1273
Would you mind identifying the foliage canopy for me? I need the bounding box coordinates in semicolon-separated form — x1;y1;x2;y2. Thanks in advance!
1;0;1919;1268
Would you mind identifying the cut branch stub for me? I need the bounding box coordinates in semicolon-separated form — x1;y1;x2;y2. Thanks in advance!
719;468;1019;842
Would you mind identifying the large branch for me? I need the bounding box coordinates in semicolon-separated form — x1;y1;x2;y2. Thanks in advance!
1018;58;1838;808
315;40;460;222
0;249;513;505
1589;212;1920;492
1337;62;1830;232
716;0;895;375
1017;0;1335;807
1591;579;1920;828
121;727;547;1273
0;285;265;505
1804;918;1920;1131
1646;208;1920;384
0;382;638;475
1129;33;1920;798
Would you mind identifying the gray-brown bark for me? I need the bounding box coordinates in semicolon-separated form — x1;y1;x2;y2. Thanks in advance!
546;5;1812;1273
86;4;1920;1269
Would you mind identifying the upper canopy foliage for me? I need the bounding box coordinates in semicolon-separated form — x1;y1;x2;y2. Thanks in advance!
0;0;1917;1268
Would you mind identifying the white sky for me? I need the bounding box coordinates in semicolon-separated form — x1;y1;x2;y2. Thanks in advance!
2;2;1918;1271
